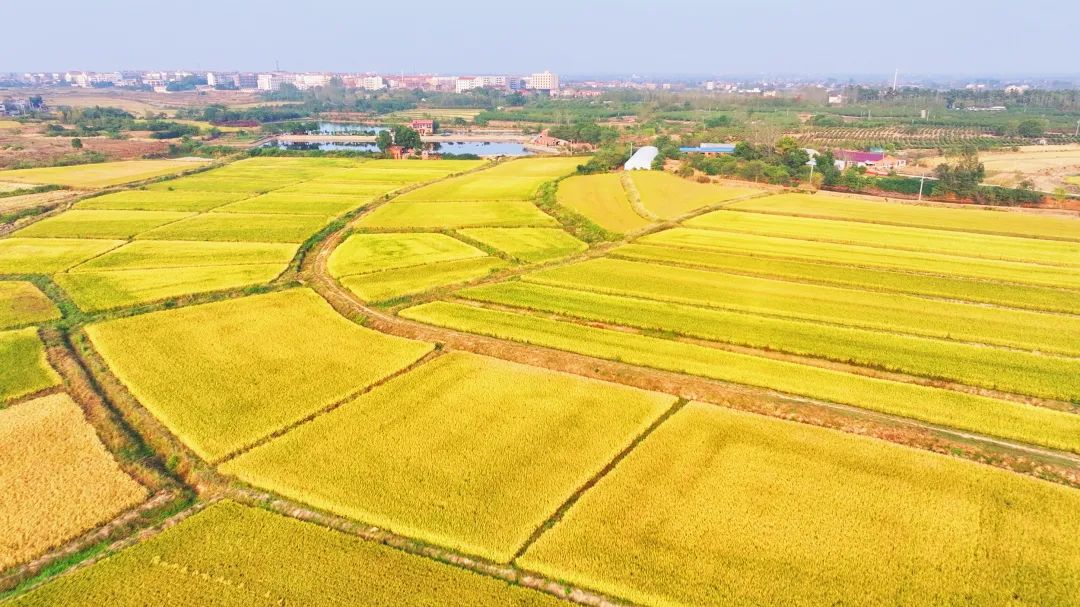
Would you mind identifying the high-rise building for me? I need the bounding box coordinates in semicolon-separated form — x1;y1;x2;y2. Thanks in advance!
528;71;559;92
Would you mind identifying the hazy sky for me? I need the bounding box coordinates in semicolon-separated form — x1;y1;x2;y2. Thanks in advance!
4;0;1075;76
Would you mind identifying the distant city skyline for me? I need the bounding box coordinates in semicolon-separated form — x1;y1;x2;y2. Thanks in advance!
4;0;1078;76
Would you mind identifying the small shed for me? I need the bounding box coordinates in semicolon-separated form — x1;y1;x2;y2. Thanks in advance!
624;146;659;171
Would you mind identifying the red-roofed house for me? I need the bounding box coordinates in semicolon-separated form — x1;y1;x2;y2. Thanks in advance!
834;150;906;172
410;119;435;135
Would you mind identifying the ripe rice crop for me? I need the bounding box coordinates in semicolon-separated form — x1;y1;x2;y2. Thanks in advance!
459;281;1080;401
213;192;371;216
57;264;287;311
556;174;650;234
275;181;399;197
728;193;1080;241
0;238;124;274
359;200;558;229
0;281;61;329
0;393;147;570
640;227;1080;290
136;212;330;243
6;500;565;606
629;171;760;219
220;352;674;562
613;243;1080;314
394;157;581;202
400;302;1080;453
12;209;195;239
75;190;254;212
85;289;432;462
519;402;1080;607
459;227;587;262
525;258;1080;356
686;210;1080;268
0;159;207;189
147;175;297;193
341;257;507;303
0;327;61;403
70;240;297;272
328;232;486;278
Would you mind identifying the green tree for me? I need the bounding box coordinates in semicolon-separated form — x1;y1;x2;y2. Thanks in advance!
375;130;393;153
70;137;82;149
1017;119;1046;138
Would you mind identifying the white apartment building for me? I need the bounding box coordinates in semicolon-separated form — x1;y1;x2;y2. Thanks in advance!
360;75;385;90
257;73;281;91
528;71;559;91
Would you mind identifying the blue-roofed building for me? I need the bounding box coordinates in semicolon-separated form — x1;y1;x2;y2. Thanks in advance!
679;143;736;155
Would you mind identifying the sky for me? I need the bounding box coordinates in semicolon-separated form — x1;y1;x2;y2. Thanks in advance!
4;0;1076;76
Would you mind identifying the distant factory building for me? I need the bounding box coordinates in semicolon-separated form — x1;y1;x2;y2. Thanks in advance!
624;146;659;171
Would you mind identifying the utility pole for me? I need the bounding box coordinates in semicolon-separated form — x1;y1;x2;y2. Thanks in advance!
1075;118;1080;137
918;174;926;201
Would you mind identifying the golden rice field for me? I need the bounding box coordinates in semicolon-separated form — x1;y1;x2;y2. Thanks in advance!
0;159;209;189
393;157;581;202
86;289;432;462
629;171;761;219
0;281;60;329
340;257;507;303
359;199;559;229
220;352;674;562
12;209;196;239
327;232;486;278
6;500;565;607
0;238;125;274
0;393;147;570
458;227;587;262
0;327;61;404
519;402;1080;607
76;190;254;212
555;173;650;233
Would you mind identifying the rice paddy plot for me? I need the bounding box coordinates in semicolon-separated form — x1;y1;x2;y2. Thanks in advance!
75;189;253;212
57;264;288;311
220;352;674;562
328;232;486;278
85;289;432;462
70;240;297;272
686;210;1080;268
728;192;1080;241
275;181;399;197
361;158;485;173
341;257;507;303
12;209;194;239
629;171;761;218
614;242;1080;315
400;302;1080;453
5;500;565;607
640;227;1080;290
359;200;558;229
519;403;1080;607
0;327;61;404
0;238;124;274
147;175;296;194
0;159;208;189
460;281;1080;401
0;393;147;570
459;228;587;263
556;173;650;234
395;176;555;202
525;258;1080;356
136;212;330;243
213;192;370;216
0;281;61;329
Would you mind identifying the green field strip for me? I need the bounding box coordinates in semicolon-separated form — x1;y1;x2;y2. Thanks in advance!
400;301;1080;453
612;243;1080;315
458;281;1080;402
0;327;62;405
726;193;1080;242
328;232;487;278
523;258;1080;356
685;210;1080;268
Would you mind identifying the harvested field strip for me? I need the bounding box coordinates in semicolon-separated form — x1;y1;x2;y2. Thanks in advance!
629;171;761;218
221;352;674;563
0;159;207;189
11;210;196;240
686;210;1080;268
135;212;330;243
0;281;61;329
556;174;650;234
400;302;1080;453
0;238;125;274
613;243;1080;315
639;228;1080;290
0;327;61;404
5;500;566;606
86;289;433;462
727;193;1080;241
75;190;254;212
341;257;507;303
457;228;587;263
0;393;147;570
56;264;288;312
519;403;1080;607
359;200;559;229
328;232;486;278
524;258;1080;356
69;240;297;272
459;281;1080;401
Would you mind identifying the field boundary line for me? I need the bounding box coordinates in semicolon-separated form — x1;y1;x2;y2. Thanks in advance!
619;173;659;221
510;398;688;563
